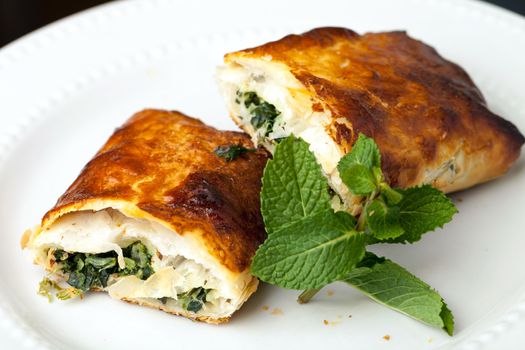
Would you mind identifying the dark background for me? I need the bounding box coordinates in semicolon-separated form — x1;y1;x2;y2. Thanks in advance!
1;0;524;48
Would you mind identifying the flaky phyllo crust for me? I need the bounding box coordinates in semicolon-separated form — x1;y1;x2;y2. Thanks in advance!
22;109;269;323
218;27;524;212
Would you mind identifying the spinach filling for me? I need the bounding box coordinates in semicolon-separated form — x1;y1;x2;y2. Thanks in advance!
53;241;153;292
179;287;210;313
158;287;211;313
52;243;212;313
214;144;256;162
236;91;280;136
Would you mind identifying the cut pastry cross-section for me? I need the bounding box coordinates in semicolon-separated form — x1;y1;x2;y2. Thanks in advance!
22;109;269;323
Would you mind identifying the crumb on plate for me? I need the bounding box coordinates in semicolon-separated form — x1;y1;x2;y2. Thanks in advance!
271;308;283;315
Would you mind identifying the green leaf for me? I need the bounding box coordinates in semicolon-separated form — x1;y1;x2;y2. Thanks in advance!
339;164;377;195
73;255;85;272
214;144;256;162
56;287;83;301
67;271;88;291
251;211;365;289
261;135;331;233
53;249;68;261
239;91;280;136
338;133;381;170
122;257;137;271
390;185;458;243
37;277;83;302
241;91;261;108
337;133;382;196
178;287;210;313
251;102;280;131
366;199;404;240
130;242;152;268
345;252;454;335
84;256;117;270
440;303;455;335
54;241;155;293
38;277;61;302
379;183;403;205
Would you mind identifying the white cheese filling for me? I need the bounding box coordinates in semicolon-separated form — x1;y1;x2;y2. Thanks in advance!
217;62;357;212
31;209;240;317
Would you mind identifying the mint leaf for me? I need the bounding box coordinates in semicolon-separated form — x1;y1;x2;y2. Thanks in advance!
338;133;381;170
345;252;454;335
339;164;377;195
379;183;403;205
439;303;455;335
261;135;331;233
252;211;366;289
390;185;457;243
337;133;382;196
366;199;404;240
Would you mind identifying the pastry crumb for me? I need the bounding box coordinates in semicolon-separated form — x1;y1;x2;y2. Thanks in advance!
348;314;352;318
261;305;269;311
428;337;433;343
322;318;341;326
383;335;391;341
271;308;283;315
326;289;335;297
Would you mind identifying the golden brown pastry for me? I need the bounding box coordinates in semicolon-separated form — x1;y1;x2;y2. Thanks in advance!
22;109;269;323
217;27;524;213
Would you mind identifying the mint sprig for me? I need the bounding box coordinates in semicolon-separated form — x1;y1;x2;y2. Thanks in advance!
251;133;458;334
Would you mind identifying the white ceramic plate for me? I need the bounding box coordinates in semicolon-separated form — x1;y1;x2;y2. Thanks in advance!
1;0;525;349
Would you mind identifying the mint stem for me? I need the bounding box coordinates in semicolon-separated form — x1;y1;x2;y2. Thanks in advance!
357;190;377;231
297;288;322;304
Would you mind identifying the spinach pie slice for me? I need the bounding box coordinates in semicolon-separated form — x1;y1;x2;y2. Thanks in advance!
217;27;524;213
22;109;269;323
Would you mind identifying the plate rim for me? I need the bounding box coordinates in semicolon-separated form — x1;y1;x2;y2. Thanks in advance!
1;0;525;349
